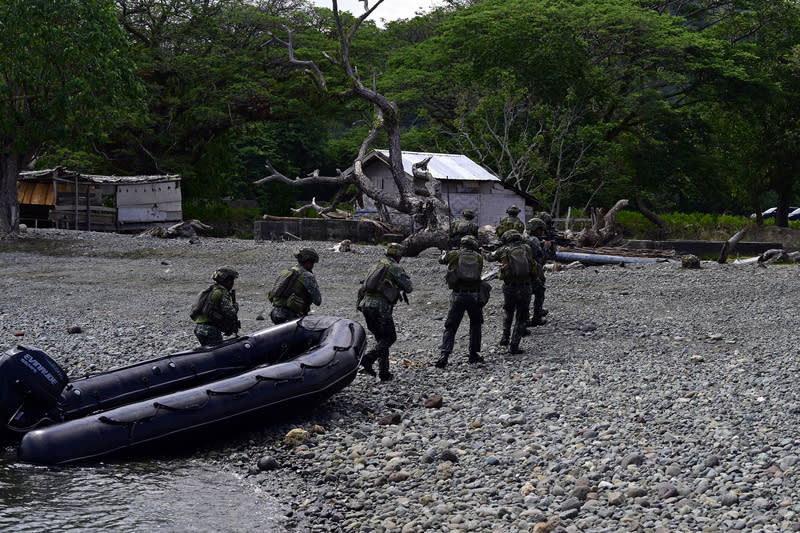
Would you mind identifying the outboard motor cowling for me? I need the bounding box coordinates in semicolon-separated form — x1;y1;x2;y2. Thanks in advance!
0;345;68;435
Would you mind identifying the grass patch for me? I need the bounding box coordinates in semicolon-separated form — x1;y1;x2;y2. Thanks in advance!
615;211;794;241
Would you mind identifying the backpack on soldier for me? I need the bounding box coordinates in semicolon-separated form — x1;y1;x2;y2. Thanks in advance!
189;285;215;320
268;268;299;303
446;250;481;287
506;245;533;279
363;262;388;291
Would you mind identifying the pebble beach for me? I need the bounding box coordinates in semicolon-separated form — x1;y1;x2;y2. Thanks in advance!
2;228;799;532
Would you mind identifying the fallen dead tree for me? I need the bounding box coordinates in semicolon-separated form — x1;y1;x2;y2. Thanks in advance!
574;200;629;247
136;220;212;238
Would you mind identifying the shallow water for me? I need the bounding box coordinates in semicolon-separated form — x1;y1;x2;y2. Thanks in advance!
0;449;282;532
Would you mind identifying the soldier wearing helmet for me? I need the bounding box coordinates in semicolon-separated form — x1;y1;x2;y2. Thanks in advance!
487;228;537;354
191;266;240;345
268;247;322;325
357;244;413;381
525;218;549;327
495;205;525;239
450;209;479;248
435;234;486;368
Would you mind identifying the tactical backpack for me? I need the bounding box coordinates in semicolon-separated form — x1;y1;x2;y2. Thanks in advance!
268;268;300;303
453;219;477;236
363;261;400;304
446;250;481;287
455;250;481;282
363;262;388;291
503;245;534;280
189;285;215;320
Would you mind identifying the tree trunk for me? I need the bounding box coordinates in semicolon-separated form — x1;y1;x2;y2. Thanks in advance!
0;154;22;237
635;193;667;236
400;228;449;257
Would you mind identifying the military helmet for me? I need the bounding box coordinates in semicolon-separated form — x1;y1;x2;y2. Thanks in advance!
537;211;553;226
506;205;521;215
501;229;522;243
527;217;547;233
385;243;404;258
462;209;476;220
212;266;239;283
294;247;319;264
460;235;479;250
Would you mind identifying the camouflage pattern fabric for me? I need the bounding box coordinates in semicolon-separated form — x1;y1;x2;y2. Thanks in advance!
270;264;322;321
358;258;413;309
358;257;413;381
495;215;524;238
193;283;239;336
439;291;483;357
502;282;532;348
194;323;223;346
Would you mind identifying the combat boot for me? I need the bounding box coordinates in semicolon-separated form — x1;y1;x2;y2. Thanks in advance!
360;353;376;376
531;315;547;326
468;353;485;364
378;356;393;382
435;352;449;368
509;344;524;355
499;333;510;346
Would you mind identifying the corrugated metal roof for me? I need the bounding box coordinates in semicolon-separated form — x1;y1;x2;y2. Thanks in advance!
18;168;180;184
374;150;500;182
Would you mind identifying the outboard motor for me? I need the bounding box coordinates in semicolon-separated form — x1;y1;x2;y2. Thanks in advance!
0;345;68;436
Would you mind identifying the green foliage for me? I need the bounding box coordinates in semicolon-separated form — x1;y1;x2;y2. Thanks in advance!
25;0;800;232
617;210;755;240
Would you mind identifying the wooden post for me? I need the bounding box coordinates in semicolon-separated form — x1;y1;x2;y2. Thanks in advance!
86;183;91;232
74;174;78;230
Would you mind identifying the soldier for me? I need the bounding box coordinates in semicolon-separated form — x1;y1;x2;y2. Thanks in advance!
435;235;485;368
268;247;322;325
451;209;479;241
487;230;537;354
191;266;240;345
357;244;413;382
495;205;525;239
537;211;559;260
526;218;549;327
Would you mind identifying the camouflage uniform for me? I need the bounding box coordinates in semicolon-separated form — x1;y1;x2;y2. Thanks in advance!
358;245;413;381
450;209;479;248
270;248;322;324
193;267;240;346
495;205;525;239
487;231;536;354
435;235;484;368
526;218;549;326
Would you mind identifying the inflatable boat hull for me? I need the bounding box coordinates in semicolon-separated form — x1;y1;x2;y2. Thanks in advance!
7;316;365;465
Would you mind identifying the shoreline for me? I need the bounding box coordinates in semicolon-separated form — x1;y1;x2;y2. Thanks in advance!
2;229;799;532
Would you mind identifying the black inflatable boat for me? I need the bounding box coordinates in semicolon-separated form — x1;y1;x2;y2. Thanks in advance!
0;315;365;465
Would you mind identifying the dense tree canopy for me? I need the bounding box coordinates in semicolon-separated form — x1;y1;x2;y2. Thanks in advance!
18;0;800;230
0;0;141;235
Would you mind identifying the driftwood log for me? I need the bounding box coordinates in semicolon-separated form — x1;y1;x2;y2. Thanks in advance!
757;248;800;266
136;220;212;238
717;227;748;263
574;200;628;248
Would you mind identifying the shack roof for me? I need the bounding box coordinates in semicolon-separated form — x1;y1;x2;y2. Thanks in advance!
371;150;500;182
18;168;180;184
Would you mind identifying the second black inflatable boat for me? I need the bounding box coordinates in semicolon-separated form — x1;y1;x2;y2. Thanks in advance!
0;315;365;465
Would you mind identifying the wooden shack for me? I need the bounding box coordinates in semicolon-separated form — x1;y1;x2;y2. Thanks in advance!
18;168;182;231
